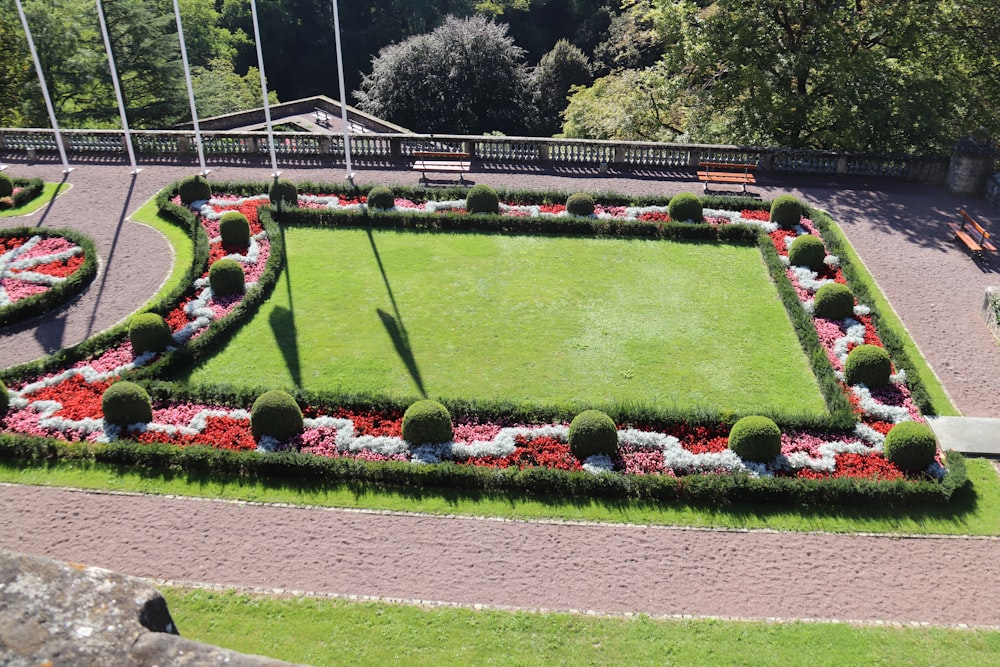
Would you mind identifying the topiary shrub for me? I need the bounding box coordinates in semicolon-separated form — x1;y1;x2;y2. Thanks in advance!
366;186;395;210
128;313;173;355
0;173;13;198
101;381;153;427
209;258;245;296
219;211;250;248
813;282;855;320
770;195;804;228
883;421;938;474
465;184;499;215
250;390;303;442
178;174;211;205
0;379;8;417
844;344;892;389
269;178;298;209
788;234;827;271
727;416;782;463
667;192;703;222
401;400;453;445
565;192;595;217
567;410;618;460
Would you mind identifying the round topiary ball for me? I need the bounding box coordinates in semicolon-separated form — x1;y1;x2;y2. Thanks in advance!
0;173;13;198
813;282;855;320
727;415;782;463
401;400;453;445
128;313;173;355
788;234;827;271
366;186;395;210
209;258;245;296
770;195;804;228
219;211;251;248
101;381;153;427
844;344;892;389
0;379;9;417
250;390;303;442
178;174;211;205
565;192;595;217
667;192;703;222
269;178;298;209
567;410;618;460
465;184;499;215
883;421;937;474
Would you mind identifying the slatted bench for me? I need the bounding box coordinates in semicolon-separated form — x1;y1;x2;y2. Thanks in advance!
948;209;997;260
412;151;471;184
697;162;757;194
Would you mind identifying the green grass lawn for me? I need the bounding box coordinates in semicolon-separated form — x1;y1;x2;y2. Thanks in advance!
180;227;825;415
0;182;71;218
163;587;1000;666
129;196;194;310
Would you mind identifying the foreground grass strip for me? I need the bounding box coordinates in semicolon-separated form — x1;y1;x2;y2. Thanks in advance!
0;182;70;218
162;588;1000;667
2;457;997;535
182;227;825;414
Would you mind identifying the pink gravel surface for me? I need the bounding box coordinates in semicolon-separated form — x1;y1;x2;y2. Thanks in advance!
2;484;1000;627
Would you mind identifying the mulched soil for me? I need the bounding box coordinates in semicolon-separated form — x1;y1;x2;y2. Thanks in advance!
1;154;999;630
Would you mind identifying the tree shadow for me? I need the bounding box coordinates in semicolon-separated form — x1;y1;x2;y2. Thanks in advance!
366;229;426;397
269;225;301;387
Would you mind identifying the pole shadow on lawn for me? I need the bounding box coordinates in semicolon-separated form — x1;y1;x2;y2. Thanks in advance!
270;226;301;387
367;229;426;398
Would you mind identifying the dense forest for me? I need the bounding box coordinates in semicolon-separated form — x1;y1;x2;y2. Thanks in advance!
1;0;998;154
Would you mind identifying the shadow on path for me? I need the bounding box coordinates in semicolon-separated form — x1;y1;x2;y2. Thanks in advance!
268;226;301;386
367;229;426;397
31;174;71;229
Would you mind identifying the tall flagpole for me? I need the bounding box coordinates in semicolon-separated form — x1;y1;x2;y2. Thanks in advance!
96;0;140;174
331;0;354;185
173;0;208;175
249;0;279;178
13;0;72;173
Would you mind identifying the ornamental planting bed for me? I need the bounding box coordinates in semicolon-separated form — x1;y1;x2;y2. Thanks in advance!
0;181;964;504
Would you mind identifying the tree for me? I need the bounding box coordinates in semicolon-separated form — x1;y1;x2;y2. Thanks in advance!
562;67;686;141
0;15;29;126
355;15;534;134
529;39;591;136
191;58;277;119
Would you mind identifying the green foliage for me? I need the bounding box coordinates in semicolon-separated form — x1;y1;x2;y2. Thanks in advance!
209;258;245;296
565;192;595;217
101;381;152;426
728;416;781;463
0;173;12;198
562;68;682;141
219;211;250;248
530;39;593;136
366;186;395;211
567;410;617;460
0;380;8;417
0;15;28;126
770;196;804;229
179;175;212;205
269;179;298;209
250;390;303;442
844;345;892;389
128;313;173;355
667;192;703;222
465;185;500;215
883;422;938;474
813;283;855;320
402;400;454;445
788;234;826;271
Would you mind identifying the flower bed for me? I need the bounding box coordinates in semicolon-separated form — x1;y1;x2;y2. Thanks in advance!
0;184;961;504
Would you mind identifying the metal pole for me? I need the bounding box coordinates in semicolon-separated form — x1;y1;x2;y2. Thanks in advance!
173;0;208;175
96;0;140;174
13;0;72;173
249;0;279;178
331;0;354;185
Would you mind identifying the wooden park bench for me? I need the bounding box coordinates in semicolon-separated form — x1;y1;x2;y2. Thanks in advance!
412;151;471;184
948;209;997;260
314;108;330;126
697;162;757;194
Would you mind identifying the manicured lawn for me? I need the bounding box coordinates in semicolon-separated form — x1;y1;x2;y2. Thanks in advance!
163;587;1000;666
129;196;194;310
180;227;825;415
0;182;71;217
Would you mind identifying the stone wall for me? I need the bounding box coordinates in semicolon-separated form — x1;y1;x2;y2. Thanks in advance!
986;174;1000;211
0;549;306;667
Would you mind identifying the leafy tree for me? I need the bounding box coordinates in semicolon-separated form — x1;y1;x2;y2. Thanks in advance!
191;58;277;119
529;39;591;136
355;15;534;134
562;67;686;141
0;15;29;126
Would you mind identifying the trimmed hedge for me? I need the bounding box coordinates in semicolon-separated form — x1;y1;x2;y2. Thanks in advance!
770;195;804;228
0;379;7;416
0;173;12;197
219;211;251;248
366;186;395;210
179;175;212;205
128;313;173;355
565;192;595;217
813;283;855;320
568;410;618;459
788;234;826;271
667;192;703;222
728;416;781;463
269;178;298;209
402;400;454;445
101;381;153;426
465;184;499;215
883;422;938;473
251;390;304;442
844;344;892;389
10;177;45;208
209;258;245;296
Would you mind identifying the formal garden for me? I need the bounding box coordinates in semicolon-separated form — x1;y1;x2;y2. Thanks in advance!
0;172;969;508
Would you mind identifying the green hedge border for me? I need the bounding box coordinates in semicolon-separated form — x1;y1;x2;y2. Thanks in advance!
0;227;98;328
9;177;45;208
